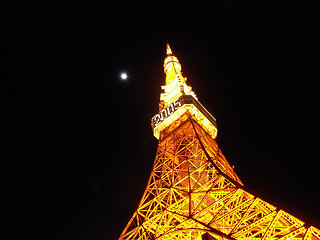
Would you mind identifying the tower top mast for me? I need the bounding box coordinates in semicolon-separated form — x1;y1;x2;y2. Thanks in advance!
152;44;217;140
166;43;172;55
161;44;197;109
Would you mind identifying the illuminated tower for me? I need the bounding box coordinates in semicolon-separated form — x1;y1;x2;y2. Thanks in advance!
119;44;320;240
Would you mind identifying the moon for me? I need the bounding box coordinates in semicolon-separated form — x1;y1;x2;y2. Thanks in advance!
120;73;128;80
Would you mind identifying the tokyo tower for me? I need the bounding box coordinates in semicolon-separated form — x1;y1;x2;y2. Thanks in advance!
119;44;320;240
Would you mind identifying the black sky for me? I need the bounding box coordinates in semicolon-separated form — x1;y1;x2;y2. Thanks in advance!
1;1;319;240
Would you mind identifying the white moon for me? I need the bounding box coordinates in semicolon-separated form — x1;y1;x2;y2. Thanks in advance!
120;73;127;80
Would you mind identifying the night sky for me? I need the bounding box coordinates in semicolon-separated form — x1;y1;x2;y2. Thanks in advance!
1;1;319;240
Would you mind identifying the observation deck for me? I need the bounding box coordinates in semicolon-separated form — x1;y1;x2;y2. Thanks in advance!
151;95;217;140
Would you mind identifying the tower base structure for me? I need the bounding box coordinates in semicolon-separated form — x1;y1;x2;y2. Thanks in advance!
120;113;320;240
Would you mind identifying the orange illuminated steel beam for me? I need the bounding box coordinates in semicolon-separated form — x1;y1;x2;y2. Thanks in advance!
118;44;320;240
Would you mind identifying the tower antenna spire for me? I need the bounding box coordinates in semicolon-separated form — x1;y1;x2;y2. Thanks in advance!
166;43;173;55
161;44;197;109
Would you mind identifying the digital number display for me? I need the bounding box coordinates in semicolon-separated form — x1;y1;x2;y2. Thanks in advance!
152;98;182;128
151;95;217;131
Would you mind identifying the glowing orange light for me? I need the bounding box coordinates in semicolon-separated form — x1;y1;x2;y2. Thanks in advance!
119;45;320;240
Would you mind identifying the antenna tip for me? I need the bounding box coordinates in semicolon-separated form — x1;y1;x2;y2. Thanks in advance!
166;43;172;55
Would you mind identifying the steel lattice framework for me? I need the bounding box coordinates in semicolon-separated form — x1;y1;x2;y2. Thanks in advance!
119;45;320;240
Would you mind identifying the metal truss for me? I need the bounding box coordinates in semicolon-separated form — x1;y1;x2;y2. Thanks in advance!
119;114;320;240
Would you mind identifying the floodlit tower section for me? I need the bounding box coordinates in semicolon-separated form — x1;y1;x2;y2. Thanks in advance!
152;44;218;140
119;45;320;240
161;44;197;106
